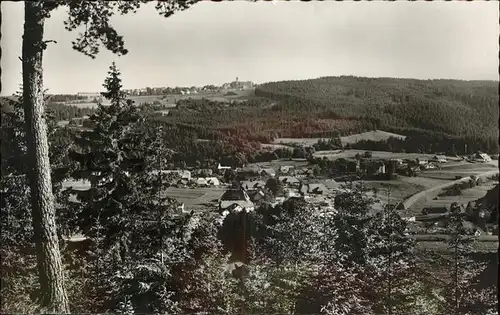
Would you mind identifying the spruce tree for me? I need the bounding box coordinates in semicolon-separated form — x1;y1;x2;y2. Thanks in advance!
67;63;189;313
439;202;488;315
366;201;416;315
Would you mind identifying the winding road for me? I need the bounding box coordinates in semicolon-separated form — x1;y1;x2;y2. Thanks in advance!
400;162;499;211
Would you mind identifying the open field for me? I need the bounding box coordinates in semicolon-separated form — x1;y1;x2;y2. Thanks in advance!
340;130;406;145
145;89;255;104
359;180;427;211
313;149;463;161
259;143;293;151
403;169;499;215
250;158;309;169
164;186;226;211
417;162;498;180
273;130;407;147
418;181;497;210
273;137;328;146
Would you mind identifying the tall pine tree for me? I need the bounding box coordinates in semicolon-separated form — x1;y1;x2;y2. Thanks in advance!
66;63;191;313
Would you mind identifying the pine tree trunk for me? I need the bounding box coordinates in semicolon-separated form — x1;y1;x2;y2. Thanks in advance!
22;2;70;313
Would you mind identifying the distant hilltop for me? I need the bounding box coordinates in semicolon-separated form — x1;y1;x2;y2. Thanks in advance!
54;78;255;98
117;78;254;97
220;77;254;90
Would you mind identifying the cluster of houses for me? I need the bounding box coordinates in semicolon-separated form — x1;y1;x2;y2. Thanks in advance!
216;164;338;217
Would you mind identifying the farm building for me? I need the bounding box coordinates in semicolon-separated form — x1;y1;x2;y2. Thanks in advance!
219;188;255;211
390;158;404;165
260;168;276;177
279;165;295;174
416;157;428;166
278;176;301;187
284;188;302;199
196;178;208;186
300;183;328;195
206;177;220;186
241;180;266;191
246;189;267;203
474;152;492;162
194;177;220;187
432;155;447;163
195;169;213;177
217;163;232;170
377;163;386;175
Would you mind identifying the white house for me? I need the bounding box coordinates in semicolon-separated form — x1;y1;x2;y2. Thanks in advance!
205;177;220;186
217;163;231;170
390;158;404;165
432;155;447;163
196;178;208;186
279;165;295;174
416;157;428;165
219;189;255;212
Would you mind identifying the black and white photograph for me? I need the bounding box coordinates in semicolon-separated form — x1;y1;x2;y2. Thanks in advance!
1;1;498;314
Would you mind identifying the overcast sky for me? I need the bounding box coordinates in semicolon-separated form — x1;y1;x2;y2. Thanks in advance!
1;1;498;95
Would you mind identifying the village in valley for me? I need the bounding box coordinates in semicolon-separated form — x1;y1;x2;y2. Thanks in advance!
62;82;500;249
2;1;498;314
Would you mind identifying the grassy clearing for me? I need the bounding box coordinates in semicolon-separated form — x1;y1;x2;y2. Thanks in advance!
259;143;293;150
249;159;309;169
273;137;327;146
360;180;426;207
422;181;497;209
340;130;406;145
313;149;462;161
273;130;407;147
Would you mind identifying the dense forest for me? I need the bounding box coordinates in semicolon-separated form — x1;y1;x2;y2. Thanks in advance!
147;76;499;154
256;76;498;140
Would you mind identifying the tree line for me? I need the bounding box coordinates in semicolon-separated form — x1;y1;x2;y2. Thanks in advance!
255;76;498;145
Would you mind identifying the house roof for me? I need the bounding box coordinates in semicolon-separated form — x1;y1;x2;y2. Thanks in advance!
300;183;328;194
261;168;276;175
278;176;301;184
196;178;208;184
280;165;295;172
241;180;266;190
284;188;301;198
220;189;249;201
206;177;220;185
220;200;254;210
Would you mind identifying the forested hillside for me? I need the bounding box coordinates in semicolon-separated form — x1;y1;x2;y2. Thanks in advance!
256;76;499;140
